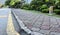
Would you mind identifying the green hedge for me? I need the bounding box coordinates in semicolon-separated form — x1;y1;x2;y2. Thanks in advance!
54;9;60;15
42;9;49;13
21;4;30;10
41;4;48;9
41;4;49;13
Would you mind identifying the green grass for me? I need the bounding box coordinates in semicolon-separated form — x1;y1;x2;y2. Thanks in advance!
20;9;60;18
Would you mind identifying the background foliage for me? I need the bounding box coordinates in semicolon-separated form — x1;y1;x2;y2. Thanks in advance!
5;0;60;14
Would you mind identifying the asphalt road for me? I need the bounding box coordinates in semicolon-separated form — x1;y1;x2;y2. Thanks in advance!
0;8;28;35
0;9;8;35
0;8;20;35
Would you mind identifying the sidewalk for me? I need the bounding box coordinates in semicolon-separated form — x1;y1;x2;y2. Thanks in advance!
12;9;60;35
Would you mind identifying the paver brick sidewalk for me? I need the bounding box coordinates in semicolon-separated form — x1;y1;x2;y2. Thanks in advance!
13;9;60;35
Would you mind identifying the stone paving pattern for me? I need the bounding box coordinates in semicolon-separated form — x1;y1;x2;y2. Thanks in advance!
12;9;60;35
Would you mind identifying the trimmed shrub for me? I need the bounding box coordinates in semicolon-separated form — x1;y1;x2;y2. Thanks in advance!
30;5;36;10
23;7;29;10
58;6;60;9
54;9;60;15
41;4;48;10
35;6;41;11
42;9;49;13
41;4;49;13
21;4;30;10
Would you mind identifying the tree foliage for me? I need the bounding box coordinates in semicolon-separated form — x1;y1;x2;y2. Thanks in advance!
5;0;60;14
5;0;23;8
5;0;11;6
22;0;60;14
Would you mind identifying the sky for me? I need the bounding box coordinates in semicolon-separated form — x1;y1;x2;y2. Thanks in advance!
25;0;32;3
0;0;6;4
0;0;32;4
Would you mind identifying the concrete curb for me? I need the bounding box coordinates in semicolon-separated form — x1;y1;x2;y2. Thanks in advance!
12;11;32;35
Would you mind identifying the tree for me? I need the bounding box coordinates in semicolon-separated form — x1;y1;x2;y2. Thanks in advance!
10;1;22;8
30;0;44;10
5;0;11;6
5;0;24;8
0;3;3;8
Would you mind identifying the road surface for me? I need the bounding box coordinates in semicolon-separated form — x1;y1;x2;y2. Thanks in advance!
0;8;29;35
0;9;9;35
0;8;20;35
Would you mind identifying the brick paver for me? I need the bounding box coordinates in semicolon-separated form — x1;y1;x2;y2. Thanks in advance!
12;9;60;35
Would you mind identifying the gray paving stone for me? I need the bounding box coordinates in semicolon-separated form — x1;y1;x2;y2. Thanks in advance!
41;22;50;30
57;19;60;25
23;20;33;26
33;22;42;28
31;27;40;32
50;24;59;28
50;27;60;33
50;27;57;32
43;16;50;22
41;25;50;30
31;32;43;35
50;18;57;25
42;22;50;25
24;23;33;29
50;32;60;35
37;16;44;22
39;30;50;35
